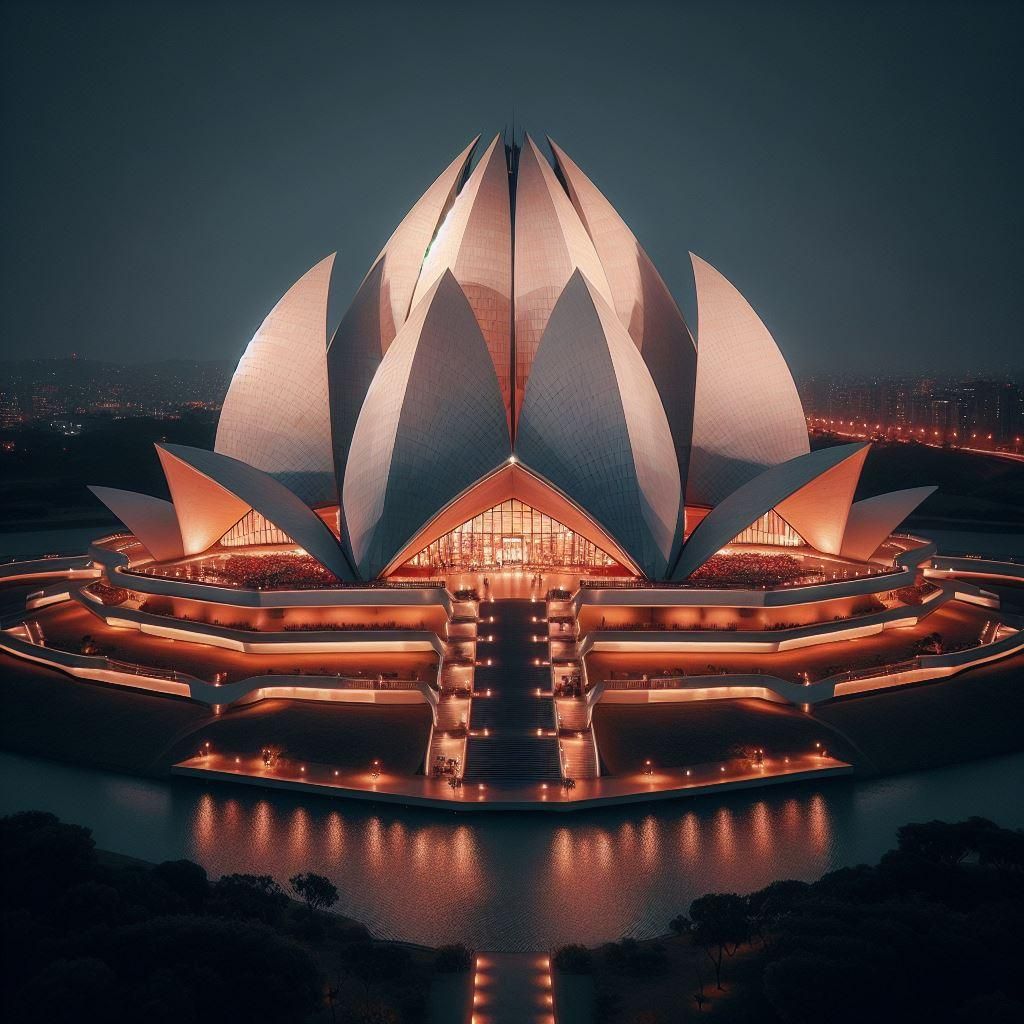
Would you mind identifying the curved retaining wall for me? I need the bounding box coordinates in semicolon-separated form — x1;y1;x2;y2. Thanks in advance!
1;555;99;584
73;587;446;658
87;545;454;616
578;587;949;657
928;555;1024;586
0;626;439;718
585;625;1024;718
572;538;937;615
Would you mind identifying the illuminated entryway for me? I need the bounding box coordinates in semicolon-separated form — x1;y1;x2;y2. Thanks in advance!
728;509;805;547
219;508;293;547
400;498;621;572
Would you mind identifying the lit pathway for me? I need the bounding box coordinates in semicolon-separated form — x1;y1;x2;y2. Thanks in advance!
472;952;555;1024
171;750;852;811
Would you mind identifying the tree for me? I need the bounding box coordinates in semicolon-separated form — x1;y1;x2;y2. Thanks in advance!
210;873;288;925
152;859;208;911
977;825;1024;869
668;913;691;937
434;943;474;972
746;879;810;945
0;811;97;910
289;871;338;914
552;944;593;974
688;893;749;989
897;817;998;866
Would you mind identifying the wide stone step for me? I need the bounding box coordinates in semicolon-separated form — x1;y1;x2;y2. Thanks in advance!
559;732;599;779
471;701;554;731
435;701;468;731
555;698;589;730
463;735;562;781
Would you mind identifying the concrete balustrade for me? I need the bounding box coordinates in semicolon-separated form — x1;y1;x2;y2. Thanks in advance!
0;625;440;718
581;624;1024;721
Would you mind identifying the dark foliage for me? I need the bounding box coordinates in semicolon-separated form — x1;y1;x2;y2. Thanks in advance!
599;937;670;977
289;871;339;914
209;873;290;925
0;811;432;1024
552;943;594;974
668;817;1024;1022
1;813;319;1024
433;943;474;972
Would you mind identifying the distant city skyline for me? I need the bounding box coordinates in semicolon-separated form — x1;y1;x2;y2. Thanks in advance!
3;355;1021;454
2;1;1022;376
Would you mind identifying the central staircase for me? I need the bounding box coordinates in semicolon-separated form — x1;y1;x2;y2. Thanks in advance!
463;599;562;782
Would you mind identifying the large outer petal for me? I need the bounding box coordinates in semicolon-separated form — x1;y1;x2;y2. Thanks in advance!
157;444;354;580
672;443;868;580
342;272;510;579
773;445;868;554
88;487;183;563
513;135;613;427
687;253;809;507
411;136;513;421
516;271;682;579
327;139;478;490
368;136;478;349
215;254;336;506
841;486;937;562
549;137;697;491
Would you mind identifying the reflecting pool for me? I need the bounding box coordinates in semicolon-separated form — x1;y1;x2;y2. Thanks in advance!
2;751;1022;950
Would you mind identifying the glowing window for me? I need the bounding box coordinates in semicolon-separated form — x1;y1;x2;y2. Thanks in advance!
402;498;619;571
729;509;804;547
218;509;292;547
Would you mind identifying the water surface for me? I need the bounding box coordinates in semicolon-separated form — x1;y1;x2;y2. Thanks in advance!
2;751;1021;950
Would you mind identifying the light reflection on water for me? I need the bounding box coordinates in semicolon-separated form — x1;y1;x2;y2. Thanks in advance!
2;751;1022;950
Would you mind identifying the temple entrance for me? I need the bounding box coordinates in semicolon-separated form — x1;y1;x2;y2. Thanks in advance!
500;536;524;566
397;497;624;574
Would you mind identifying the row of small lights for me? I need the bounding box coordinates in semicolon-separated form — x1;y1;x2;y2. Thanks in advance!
811;416;1009;441
638;744;831;779
471;953;553;1024
198;743;383;781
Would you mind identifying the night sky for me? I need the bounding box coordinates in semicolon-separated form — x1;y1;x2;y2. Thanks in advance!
2;0;1021;377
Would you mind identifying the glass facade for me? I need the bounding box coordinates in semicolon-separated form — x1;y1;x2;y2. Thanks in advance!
219;509;292;548
403;498;618;571
729;509;804;547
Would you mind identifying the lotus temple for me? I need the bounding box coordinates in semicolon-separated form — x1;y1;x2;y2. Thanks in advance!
3;133;1022;809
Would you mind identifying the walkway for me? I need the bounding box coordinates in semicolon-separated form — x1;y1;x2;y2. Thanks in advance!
463;598;561;782
472;952;555;1024
171;750;852;811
